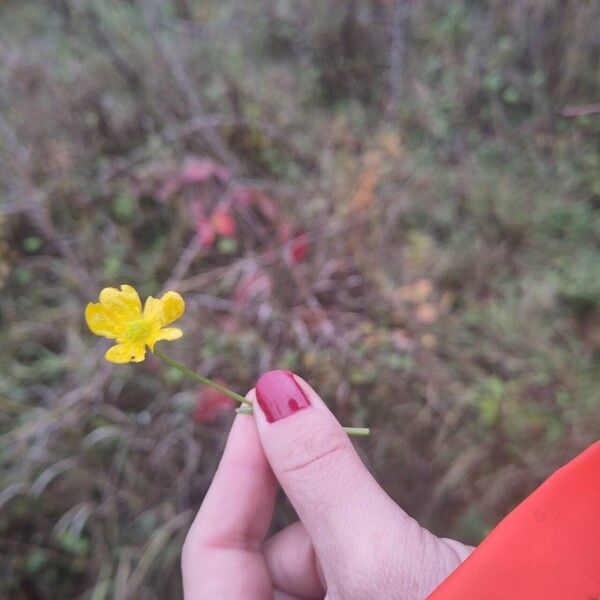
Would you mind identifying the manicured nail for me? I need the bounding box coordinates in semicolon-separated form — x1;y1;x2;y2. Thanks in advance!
255;370;311;423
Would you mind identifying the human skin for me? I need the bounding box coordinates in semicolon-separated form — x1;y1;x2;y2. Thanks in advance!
182;371;473;599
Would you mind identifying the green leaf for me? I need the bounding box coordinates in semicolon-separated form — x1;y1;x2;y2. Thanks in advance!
23;236;42;253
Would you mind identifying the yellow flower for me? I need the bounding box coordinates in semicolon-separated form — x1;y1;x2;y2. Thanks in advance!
85;285;185;363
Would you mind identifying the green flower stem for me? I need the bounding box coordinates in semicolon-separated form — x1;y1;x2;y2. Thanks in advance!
155;348;369;436
154;348;252;407
235;406;370;437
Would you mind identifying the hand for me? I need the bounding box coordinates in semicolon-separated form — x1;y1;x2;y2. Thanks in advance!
182;371;473;599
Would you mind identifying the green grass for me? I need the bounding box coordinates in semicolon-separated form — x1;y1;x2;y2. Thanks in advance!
1;0;599;597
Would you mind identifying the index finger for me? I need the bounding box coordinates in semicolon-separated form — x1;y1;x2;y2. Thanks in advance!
182;409;277;598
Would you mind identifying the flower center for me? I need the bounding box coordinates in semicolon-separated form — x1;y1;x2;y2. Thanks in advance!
125;319;152;342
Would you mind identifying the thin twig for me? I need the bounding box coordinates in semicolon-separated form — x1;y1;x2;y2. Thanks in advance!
0;113;97;296
163;236;203;292
143;0;242;173
388;0;410;114
173;212;369;294
98;115;308;184
559;103;600;118
84;5;144;93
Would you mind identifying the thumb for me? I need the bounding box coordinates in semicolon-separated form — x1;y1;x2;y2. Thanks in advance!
252;371;473;598
251;371;405;564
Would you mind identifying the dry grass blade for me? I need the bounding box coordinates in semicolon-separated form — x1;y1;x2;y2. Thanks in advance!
121;511;192;598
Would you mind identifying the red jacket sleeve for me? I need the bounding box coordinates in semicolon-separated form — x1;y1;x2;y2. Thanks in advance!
428;441;600;599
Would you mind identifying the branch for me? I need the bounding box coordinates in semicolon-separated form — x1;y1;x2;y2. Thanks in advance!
559;103;600;118
142;0;242;174
0;113;97;296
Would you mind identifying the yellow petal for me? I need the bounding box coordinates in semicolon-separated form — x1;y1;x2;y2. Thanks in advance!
105;342;146;363
147;327;183;351
85;302;123;339
143;291;185;327
98;285;142;321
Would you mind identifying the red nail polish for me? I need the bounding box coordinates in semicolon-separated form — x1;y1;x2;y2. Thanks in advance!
255;370;311;423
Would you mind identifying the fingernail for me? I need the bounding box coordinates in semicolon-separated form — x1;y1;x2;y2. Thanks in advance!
255;370;311;423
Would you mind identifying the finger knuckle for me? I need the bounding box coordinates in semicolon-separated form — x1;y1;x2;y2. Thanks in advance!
277;425;349;480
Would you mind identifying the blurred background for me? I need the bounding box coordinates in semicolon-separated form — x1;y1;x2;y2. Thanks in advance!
1;0;599;597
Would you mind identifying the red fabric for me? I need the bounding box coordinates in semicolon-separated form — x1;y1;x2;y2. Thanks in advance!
429;441;600;599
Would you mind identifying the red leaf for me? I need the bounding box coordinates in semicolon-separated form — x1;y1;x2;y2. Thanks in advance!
231;188;278;222
157;157;230;201
230;188;253;207
232;270;273;305
193;386;235;424
290;234;309;263
196;217;216;247
255;192;278;222
189;198;206;220
181;158;230;185
211;208;236;237
279;222;310;263
278;220;294;242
